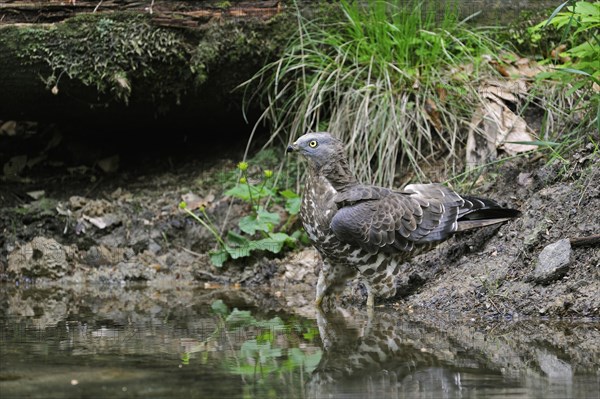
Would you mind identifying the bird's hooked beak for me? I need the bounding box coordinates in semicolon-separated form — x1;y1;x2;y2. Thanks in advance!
286;142;297;153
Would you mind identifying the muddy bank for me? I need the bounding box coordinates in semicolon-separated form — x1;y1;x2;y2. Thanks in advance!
1;130;598;320
391;145;599;318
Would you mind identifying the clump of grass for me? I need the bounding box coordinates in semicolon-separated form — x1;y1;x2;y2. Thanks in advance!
243;0;505;186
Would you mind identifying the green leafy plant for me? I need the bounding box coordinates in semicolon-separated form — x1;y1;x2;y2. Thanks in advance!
525;1;599;153
530;1;599;83
181;161;307;267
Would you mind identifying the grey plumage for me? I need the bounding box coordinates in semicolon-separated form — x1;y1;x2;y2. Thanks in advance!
286;132;520;309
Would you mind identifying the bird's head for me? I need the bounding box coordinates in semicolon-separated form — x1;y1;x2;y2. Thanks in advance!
286;132;345;169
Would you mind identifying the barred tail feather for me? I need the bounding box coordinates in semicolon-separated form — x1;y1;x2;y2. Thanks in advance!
456;195;521;231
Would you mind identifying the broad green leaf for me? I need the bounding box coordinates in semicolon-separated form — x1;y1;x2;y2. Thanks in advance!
226;230;250;246
209;249;229;267
285;196;301;215
255;316;286;330
567;41;596;58
269;232;295;244
251;233;295;254
256;330;274;344
291;229;310;245
573;2;599;16
238;209;280;235
302;327;319;341
238;215;266;235
279;189;299;199
226;244;251;259
224;184;275;201
224;184;252;201
302;351;323;373
251;237;285;254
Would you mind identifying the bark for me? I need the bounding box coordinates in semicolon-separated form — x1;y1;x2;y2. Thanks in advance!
0;1;282;25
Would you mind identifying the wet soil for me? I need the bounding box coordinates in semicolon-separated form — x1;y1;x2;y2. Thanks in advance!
1;130;599;321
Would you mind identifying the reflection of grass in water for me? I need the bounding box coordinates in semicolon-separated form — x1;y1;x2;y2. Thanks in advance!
184;300;322;395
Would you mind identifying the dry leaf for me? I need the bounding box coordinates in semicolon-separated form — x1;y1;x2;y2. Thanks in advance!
97;155;120;173
436;87;447;104
83;213;120;229
466;76;538;168
203;282;222;289
479;79;527;103
181;192;214;210
3;155;27;176
489;60;511;77
84;215;107;229
483;101;537;155
0;120;17;136
26;190;45;200
424;98;442;132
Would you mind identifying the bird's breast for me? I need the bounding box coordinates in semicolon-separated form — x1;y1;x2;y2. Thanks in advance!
300;175;339;244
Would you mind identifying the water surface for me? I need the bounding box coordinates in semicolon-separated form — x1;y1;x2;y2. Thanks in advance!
1;284;598;398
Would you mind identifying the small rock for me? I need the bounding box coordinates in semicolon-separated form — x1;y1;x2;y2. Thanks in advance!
83;245;123;267
534;238;571;284
7;237;70;279
147;240;162;254
517;172;533;187
116;262;156;281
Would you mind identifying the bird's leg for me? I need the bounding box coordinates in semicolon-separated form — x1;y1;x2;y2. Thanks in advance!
366;291;375;309
360;259;399;310
315;262;355;311
315;268;328;308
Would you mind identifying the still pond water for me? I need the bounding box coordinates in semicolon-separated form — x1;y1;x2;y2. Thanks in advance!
1;284;598;399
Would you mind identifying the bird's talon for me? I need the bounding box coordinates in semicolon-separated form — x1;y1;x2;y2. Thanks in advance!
315;296;323;308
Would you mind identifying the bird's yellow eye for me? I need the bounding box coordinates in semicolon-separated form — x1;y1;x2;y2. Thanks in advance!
309;140;318;148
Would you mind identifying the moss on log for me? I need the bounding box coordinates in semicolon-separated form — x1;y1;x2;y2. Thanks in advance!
0;2;293;125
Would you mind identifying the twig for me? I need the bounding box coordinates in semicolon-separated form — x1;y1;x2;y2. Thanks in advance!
178;245;205;258
570;234;600;247
93;0;103;13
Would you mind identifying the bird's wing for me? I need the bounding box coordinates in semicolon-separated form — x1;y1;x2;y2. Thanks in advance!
333;184;388;205
330;183;465;254
401;183;466;242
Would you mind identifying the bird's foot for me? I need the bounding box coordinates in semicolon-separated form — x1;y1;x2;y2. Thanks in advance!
314;296;322;308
